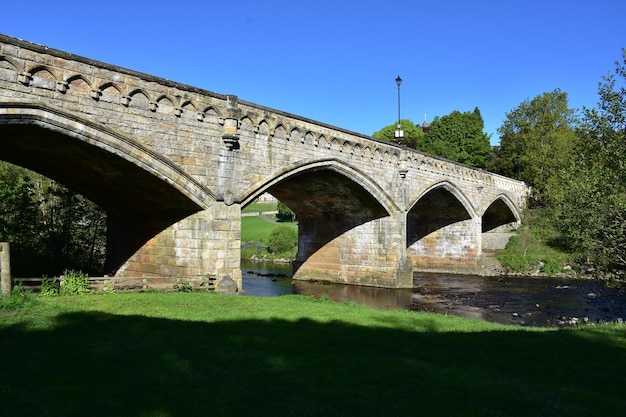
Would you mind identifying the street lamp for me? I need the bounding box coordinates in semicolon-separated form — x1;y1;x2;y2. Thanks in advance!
394;75;403;139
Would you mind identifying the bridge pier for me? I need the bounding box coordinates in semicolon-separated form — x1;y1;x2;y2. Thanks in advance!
115;203;242;292
294;212;413;288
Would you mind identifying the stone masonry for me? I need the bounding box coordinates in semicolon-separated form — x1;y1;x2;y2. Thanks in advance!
0;34;530;290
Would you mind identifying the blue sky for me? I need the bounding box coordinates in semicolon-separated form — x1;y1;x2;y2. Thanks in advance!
2;0;624;145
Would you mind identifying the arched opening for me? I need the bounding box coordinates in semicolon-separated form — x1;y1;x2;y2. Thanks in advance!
406;183;478;270
407;186;472;246
0;106;208;275
481;196;521;251
482;196;519;232
0;161;107;277
267;168;389;263
240;161;408;287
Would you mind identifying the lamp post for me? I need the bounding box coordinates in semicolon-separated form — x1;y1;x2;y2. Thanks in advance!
394;75;403;139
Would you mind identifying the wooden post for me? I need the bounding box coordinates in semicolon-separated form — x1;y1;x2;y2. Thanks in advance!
1;242;11;298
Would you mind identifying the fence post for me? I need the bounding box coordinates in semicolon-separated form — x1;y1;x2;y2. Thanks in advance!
1;242;11;298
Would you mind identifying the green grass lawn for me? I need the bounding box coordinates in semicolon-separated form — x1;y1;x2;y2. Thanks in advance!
241;202;277;213
241;215;297;243
1;292;625;416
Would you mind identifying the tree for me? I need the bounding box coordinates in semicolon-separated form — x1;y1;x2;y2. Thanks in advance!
551;49;626;275
276;200;295;222
420;108;492;168
0;163;39;250
372;119;425;149
0;161;106;277
490;90;580;203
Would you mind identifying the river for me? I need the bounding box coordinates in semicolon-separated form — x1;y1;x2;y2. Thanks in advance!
241;259;626;327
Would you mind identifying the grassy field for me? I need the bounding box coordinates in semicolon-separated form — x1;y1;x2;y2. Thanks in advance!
241;215;284;243
241;202;277;213
1;292;625;416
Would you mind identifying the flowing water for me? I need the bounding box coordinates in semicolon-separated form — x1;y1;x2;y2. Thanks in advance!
241;259;626;327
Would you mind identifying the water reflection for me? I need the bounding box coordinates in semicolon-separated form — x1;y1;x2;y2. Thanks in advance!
241;260;626;327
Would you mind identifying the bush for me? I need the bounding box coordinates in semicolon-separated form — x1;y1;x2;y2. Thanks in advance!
0;283;36;309
494;209;574;276
40;278;60;296
173;282;193;292
61;270;90;295
267;226;298;254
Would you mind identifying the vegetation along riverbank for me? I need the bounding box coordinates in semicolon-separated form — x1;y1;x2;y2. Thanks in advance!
1;291;625;416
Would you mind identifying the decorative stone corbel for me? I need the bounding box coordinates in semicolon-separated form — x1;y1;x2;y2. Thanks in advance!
149;101;157;112
90;88;102;100
18;72;32;85
399;151;409;178
121;95;130;107
221;95;242;150
196;112;205;122
56;81;68;93
174;107;182;117
222;118;239;150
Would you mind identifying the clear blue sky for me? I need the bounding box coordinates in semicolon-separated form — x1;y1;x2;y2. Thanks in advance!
2;0;624;145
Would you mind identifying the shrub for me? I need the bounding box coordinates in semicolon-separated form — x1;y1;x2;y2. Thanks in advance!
40;278;60;296
267;226;298;254
61;270;90;295
0;283;36;309
173;281;193;292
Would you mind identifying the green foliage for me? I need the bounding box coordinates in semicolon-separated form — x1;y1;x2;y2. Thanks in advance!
241;244;261;259
276;200;295;222
372;118;425;148
549;49;626;276
40;278;60;297
0;283;36;310
495;210;573;275
0;162;107;277
267;225;298;255
173;281;193;292
241;216;298;260
420;108;492;168
490;89;579;204
61;270;90;295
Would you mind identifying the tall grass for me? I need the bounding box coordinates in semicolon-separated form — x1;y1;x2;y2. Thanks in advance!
1;292;625;416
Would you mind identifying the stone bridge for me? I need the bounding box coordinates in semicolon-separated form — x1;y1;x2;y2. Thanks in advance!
0;34;529;290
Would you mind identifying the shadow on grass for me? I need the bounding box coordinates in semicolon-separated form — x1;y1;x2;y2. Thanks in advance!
1;311;625;417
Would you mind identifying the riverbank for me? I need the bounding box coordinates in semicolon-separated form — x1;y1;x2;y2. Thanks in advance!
1;292;625;416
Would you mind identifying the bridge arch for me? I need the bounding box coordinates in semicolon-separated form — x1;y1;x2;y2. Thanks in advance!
66;73;94;87
241;158;398;215
406;181;480;271
409;181;478;220
0;100;216;273
0;55;22;72
482;194;521;232
241;159;406;284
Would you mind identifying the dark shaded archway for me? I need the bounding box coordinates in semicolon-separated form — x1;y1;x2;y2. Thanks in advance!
482;197;519;232
266;167;390;265
407;185;472;247
0;109;207;274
